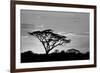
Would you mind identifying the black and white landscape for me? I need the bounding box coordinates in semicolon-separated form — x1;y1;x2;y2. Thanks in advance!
20;10;90;63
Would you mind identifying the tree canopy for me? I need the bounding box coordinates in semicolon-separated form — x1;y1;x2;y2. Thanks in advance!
28;29;71;54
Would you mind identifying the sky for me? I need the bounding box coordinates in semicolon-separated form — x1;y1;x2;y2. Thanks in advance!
20;9;90;54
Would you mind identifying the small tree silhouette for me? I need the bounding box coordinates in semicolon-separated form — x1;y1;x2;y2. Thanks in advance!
67;48;80;54
54;49;59;53
28;29;71;54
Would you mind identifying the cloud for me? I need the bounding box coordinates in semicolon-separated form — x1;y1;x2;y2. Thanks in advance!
57;31;68;36
75;32;89;36
67;32;89;36
66;33;76;37
21;35;29;38
69;33;88;37
21;23;35;29
36;25;44;28
58;31;89;37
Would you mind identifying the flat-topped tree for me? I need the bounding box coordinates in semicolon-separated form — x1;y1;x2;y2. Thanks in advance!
28;29;71;55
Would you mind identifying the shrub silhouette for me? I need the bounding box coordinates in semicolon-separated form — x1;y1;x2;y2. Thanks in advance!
54;49;59;53
67;48;80;54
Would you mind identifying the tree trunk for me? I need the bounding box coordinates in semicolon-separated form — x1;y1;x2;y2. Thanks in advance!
46;51;49;55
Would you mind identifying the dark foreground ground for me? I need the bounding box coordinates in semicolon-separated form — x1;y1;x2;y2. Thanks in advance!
21;51;89;63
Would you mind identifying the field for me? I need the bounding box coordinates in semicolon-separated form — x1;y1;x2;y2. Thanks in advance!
21;50;89;63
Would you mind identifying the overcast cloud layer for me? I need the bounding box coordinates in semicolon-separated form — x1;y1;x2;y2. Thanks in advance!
20;10;90;53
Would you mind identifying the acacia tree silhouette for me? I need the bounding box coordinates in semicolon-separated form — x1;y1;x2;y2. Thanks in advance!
28;29;71;55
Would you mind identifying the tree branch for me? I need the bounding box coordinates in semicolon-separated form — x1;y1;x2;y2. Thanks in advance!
28;29;71;55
